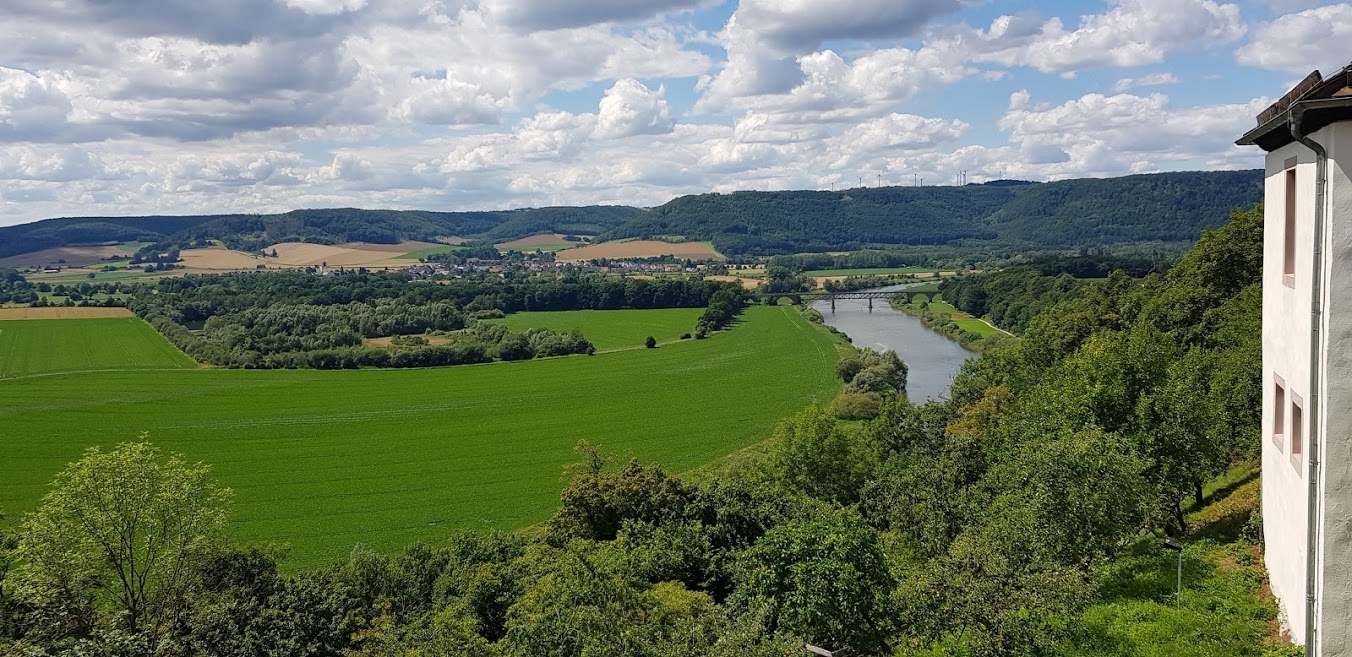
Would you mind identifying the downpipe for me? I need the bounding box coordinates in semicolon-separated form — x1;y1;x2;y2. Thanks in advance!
1291;105;1327;656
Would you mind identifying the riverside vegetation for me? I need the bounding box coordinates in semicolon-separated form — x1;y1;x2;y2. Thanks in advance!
0;204;1284;656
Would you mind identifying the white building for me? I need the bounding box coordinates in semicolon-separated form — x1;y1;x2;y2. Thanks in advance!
1238;64;1352;655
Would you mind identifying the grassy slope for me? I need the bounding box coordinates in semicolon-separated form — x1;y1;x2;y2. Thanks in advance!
0;306;839;568
1062;464;1288;657
489;308;705;351
0;318;196;378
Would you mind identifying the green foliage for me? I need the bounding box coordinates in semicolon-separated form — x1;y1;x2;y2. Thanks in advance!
733;509;895;655
829;392;882;420
771;407;872;506
547;459;693;544
1063;540;1280;657
608;170;1261;255
13;442;229;646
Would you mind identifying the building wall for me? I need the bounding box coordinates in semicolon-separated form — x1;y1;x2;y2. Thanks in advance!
1263;136;1317;644
1316;121;1352;656
1264;121;1352;653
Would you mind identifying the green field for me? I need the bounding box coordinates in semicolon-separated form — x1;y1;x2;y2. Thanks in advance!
910;298;1003;338
396;245;466;260
489;308;704;351
0;318;196;378
804;266;938;277
0;306;839;568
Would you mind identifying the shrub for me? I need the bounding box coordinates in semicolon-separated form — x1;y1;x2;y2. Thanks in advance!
645;336;657;349
830;392;882;420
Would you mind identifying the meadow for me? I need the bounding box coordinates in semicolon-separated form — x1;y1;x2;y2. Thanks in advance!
0;306;840;568
0;316;196;378
488;307;705;351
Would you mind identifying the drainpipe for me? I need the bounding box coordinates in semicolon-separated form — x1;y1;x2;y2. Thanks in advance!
1291;104;1327;656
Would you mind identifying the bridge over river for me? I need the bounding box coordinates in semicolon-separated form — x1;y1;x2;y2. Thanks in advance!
746;289;934;311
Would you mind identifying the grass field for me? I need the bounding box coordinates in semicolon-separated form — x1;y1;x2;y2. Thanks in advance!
489;308;704;351
908;297;1004;338
0;306;839;568
0;317;196;378
802;266;940;277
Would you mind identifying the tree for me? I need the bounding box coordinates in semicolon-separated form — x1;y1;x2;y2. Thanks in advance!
772;407;871;506
645;336;657;349
733;509;895;655
14;442;230;645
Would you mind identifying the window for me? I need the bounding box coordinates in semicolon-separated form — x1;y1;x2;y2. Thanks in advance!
1284;157;1298;286
1292;393;1304;472
1274;377;1286;449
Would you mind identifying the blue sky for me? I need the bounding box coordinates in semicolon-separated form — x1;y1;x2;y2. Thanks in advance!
0;0;1348;226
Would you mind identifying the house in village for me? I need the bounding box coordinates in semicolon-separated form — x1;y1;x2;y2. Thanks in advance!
1237;62;1352;655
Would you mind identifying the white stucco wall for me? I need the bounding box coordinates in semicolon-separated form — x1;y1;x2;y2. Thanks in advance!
1263;137;1316;644
1263;120;1352;653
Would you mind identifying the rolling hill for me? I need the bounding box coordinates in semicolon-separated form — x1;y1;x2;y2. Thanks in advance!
0;169;1263;259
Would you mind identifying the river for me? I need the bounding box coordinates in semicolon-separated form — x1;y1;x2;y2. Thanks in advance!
811;284;973;402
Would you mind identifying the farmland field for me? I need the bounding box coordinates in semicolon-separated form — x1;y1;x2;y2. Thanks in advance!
0;306;839;568
489;308;704;351
554;240;723;261
397;244;466;260
0;316;196;378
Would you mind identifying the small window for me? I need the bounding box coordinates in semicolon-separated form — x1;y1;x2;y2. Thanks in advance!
1284;159;1297;286
1274;377;1286;449
1292;393;1305;472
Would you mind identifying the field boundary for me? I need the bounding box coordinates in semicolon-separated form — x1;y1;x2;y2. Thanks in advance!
0;307;134;320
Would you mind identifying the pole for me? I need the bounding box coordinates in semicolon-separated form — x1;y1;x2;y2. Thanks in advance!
1176;550;1183;606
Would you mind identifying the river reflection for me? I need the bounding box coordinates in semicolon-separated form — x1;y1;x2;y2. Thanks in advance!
811;285;973;403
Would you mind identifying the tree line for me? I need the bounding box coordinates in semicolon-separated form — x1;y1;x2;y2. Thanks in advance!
130;271;739;369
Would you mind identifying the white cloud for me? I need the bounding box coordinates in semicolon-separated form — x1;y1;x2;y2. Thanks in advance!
957;0;1245;74
594;79;675;139
1112;72;1180;91
0;0;1283;225
0;145;108;182
1236;4;1352;74
995;90;1270;178
486;0;714;31
699;0;965;108
0;68;78;142
282;0;368;16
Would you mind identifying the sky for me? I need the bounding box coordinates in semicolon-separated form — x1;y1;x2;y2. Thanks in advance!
0;0;1348;227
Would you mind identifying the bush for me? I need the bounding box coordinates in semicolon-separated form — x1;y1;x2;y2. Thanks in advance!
830;392;882;420
645;336;657;349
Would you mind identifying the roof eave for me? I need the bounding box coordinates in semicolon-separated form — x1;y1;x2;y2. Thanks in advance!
1236;96;1352;150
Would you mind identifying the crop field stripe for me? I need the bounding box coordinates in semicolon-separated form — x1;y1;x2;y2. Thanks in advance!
0;318;196;378
0;306;839;568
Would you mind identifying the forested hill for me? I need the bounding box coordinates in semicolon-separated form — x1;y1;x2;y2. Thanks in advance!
0;169;1261;258
625;169;1264;254
0;206;644;259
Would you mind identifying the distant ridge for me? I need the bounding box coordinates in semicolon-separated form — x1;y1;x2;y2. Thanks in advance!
0;170;1262;259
